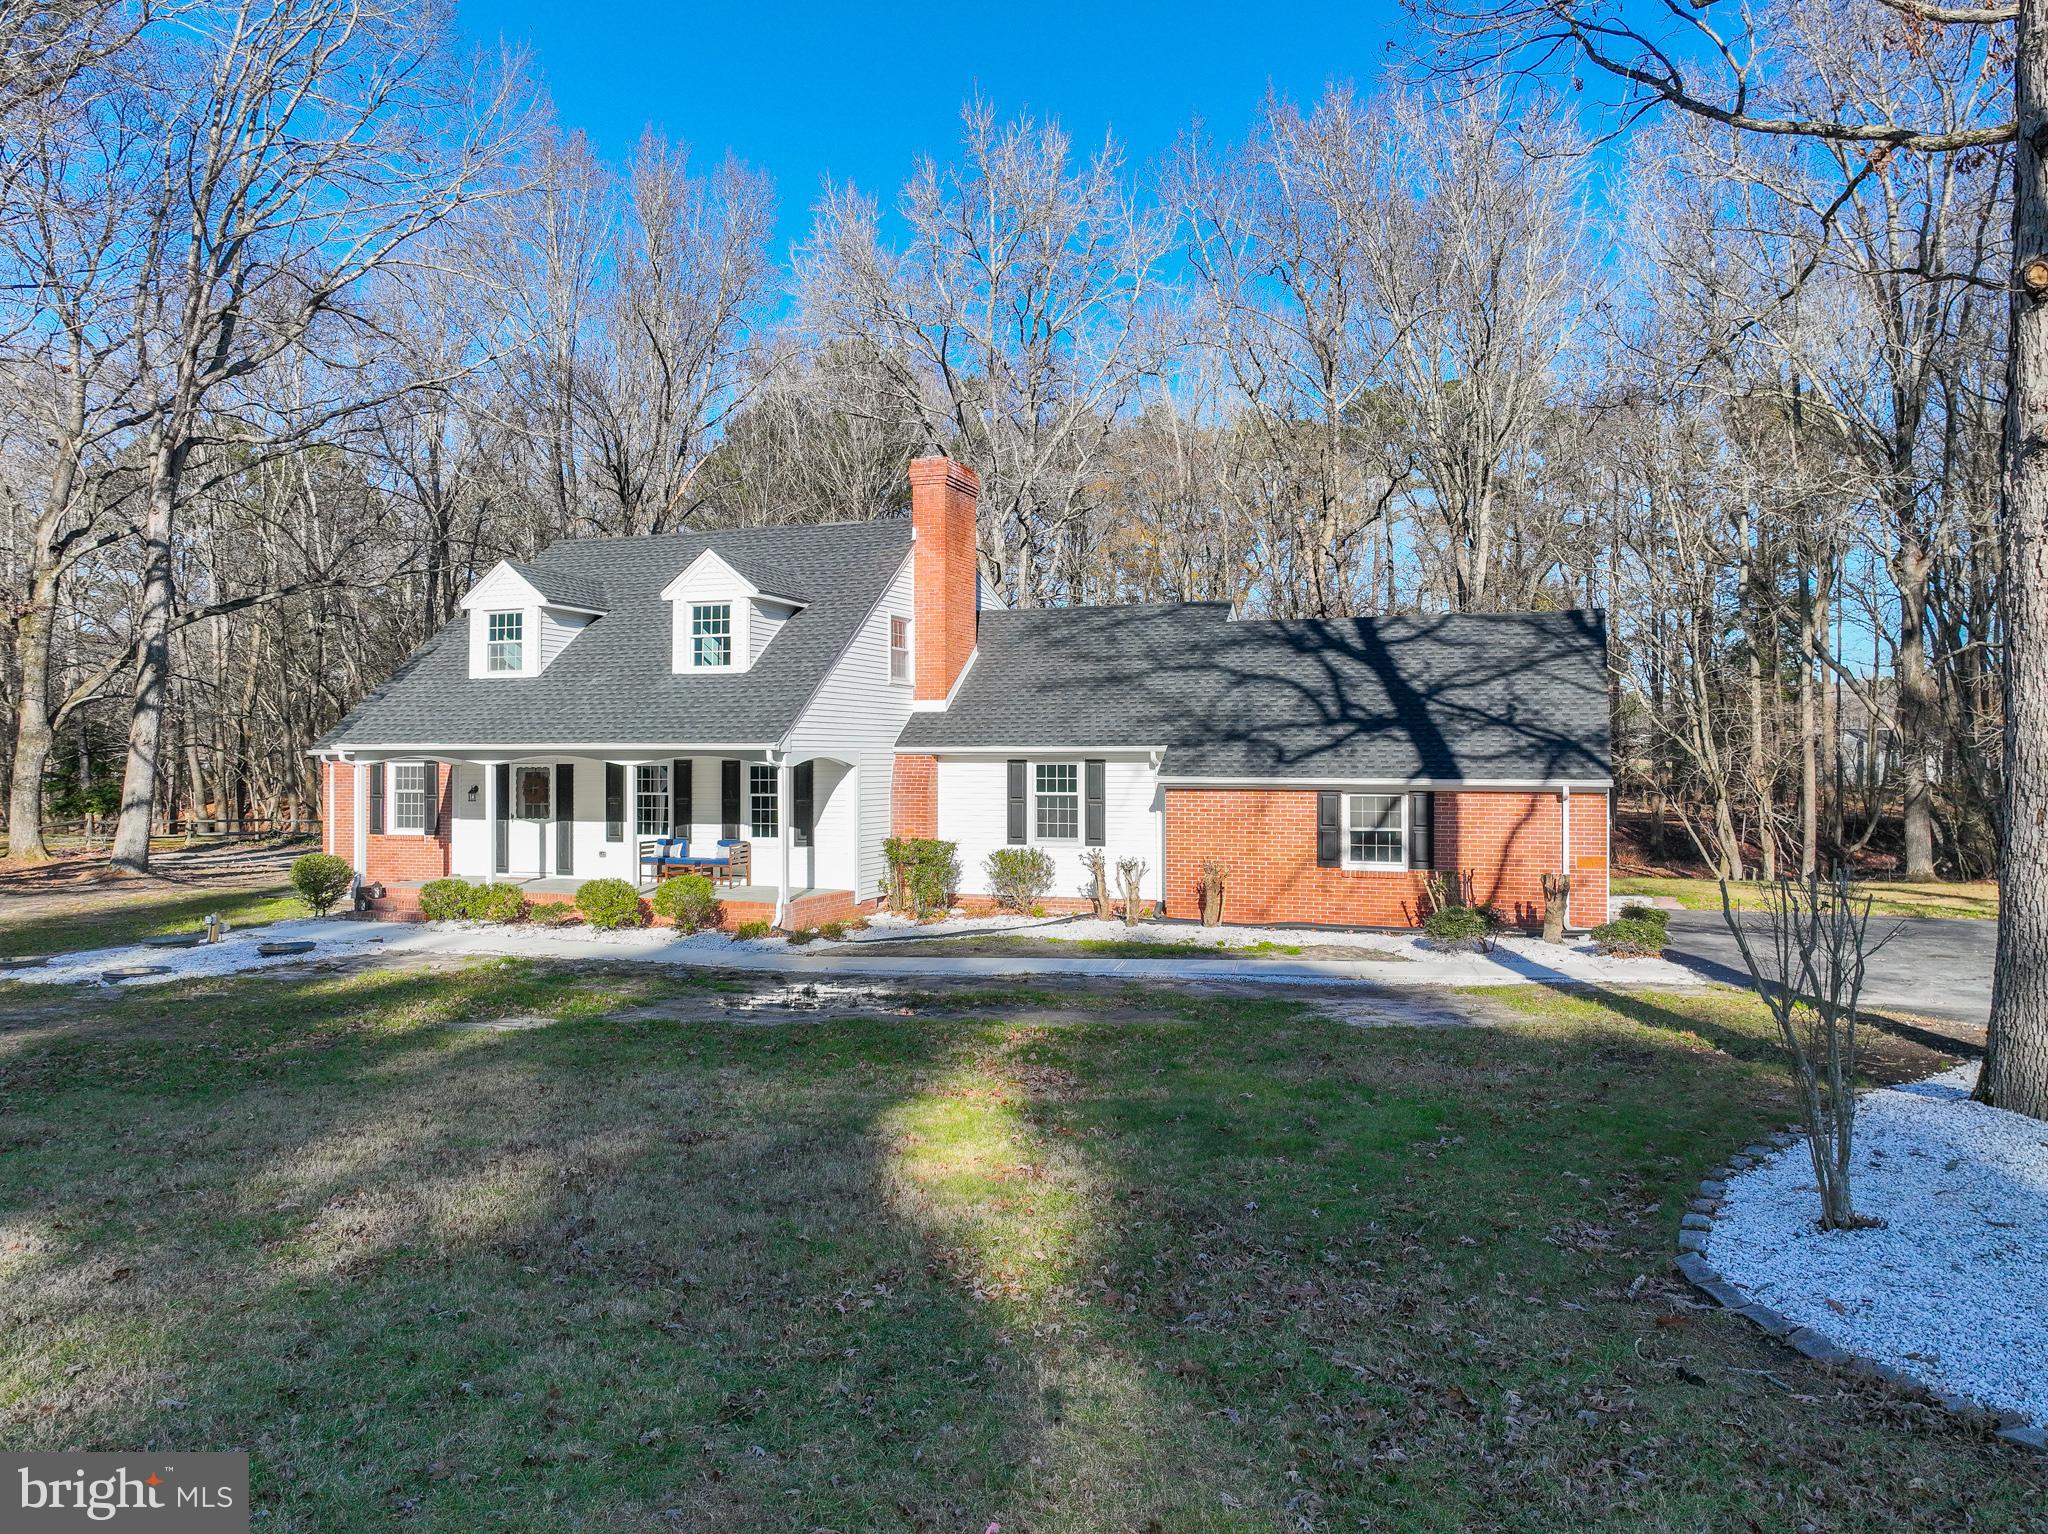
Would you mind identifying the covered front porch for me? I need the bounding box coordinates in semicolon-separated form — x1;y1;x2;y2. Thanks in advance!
336;745;862;929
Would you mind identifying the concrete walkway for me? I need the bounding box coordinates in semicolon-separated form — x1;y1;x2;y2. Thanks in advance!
15;916;1705;993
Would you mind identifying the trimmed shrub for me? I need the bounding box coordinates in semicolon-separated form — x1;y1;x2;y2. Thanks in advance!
650;874;720;933
1591;916;1667;956
984;846;1056;913
1618;902;1670;930
574;878;641;930
883;836;960;919
468;882;529;923
1423;903;1502;952
290;853;355;916
732;919;774;941
417;877;473;922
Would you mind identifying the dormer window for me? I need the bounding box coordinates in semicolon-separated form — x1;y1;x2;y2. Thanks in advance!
486;612;524;672
691;602;732;668
888;615;912;684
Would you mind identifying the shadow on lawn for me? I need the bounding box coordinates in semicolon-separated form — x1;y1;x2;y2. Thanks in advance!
2;962;1252;1532
0;964;2034;1534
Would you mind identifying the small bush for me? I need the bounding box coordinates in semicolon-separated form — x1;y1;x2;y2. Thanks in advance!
1591;916;1667;956
650;874;720;933
787;927;819;946
732;919;774;941
817;920;847;941
574;878;642;930
884;836;961;918
984;846;1056;913
290;853;355;916
1618;901;1670;930
467;882;529;923
417;877;473;922
1423;903;1502;951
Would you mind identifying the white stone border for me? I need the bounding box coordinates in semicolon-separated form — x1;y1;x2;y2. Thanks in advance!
1673;1129;2046;1453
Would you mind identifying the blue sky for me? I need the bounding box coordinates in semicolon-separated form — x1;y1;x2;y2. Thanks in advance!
457;0;1418;242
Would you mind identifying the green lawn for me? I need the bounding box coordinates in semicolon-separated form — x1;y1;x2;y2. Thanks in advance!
0;882;305;960
0;961;2037;1531
1613;874;2000;921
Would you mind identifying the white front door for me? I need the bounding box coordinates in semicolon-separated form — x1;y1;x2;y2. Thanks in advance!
511;765;552;876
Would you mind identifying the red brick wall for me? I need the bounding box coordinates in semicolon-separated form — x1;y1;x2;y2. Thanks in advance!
322;760;452;884
1567;789;1609;928
891;754;938;837
327;761;355;864
909;456;980;703
1162;787;1606;931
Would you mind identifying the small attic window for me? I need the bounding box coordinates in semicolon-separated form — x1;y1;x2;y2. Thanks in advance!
486;611;524;672
691;602;732;667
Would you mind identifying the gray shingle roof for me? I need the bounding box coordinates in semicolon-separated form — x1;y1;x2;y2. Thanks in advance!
505;560;608;612
896;604;1612;782
316;519;910;750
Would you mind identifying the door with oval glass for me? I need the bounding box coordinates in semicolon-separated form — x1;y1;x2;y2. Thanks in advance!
511;764;552;876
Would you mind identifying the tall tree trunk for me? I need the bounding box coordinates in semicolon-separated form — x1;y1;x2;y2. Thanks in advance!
111;455;181;872
1894;520;1939;879
1985;0;2048;1119
5;590;58;863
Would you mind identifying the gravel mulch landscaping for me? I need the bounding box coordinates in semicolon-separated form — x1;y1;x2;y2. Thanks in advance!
1693;1064;2048;1443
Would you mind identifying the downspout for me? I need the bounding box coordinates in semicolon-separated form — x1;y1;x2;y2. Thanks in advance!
1560;784;1572;930
1152;749;1167;915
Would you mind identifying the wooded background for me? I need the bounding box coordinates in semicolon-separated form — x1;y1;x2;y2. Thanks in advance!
0;0;2011;881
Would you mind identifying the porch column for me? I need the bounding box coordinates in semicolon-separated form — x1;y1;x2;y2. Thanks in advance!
350;756;368;882
479;760;500;885
774;758;792;929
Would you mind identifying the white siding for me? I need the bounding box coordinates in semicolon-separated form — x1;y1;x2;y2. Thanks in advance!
784;552;916;902
539;609;592;670
936;753;1163;902
749;600;793;665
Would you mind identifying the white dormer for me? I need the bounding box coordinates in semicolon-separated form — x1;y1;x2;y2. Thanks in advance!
661;549;805;675
458;560;605;679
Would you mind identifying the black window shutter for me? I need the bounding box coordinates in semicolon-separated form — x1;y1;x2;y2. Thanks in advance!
1084;759;1106;846
721;759;741;839
1006;759;1027;844
604;762;624;842
555;764;574;874
793;761;814;847
1315;789;1342;867
422;763;440;836
494;763;510;874
1408;791;1434;870
672;759;690;838
367;763;385;835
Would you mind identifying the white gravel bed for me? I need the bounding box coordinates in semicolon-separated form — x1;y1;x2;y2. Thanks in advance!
838;910;1065;942
1707;1064;2048;1428
12;917;398;986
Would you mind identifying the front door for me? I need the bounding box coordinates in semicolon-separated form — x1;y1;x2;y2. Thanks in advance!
512;765;552;875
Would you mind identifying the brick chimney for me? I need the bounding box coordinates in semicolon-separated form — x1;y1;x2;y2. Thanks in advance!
908;455;980;703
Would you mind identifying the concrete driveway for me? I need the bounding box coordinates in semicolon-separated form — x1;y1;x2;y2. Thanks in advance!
1660;909;1997;1028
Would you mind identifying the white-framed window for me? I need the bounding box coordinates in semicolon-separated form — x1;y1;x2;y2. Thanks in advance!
486;611;524;672
748;762;779;838
888;614;912;684
1344;791;1406;868
390;761;427;833
691;602;732;667
635;764;670;836
1034;761;1081;842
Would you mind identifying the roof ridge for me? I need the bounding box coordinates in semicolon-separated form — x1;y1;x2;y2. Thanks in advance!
531;514;908;560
